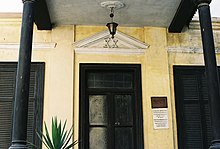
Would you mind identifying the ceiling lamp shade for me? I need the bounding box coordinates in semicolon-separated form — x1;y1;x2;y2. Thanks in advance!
106;22;118;38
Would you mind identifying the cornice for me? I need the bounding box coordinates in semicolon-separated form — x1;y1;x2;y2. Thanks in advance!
0;42;57;50
189;17;220;30
168;46;220;54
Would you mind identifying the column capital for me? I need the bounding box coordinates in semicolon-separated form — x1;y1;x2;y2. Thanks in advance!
193;0;212;5
22;0;35;3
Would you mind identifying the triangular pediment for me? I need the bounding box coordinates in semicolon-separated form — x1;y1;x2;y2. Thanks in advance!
74;30;149;55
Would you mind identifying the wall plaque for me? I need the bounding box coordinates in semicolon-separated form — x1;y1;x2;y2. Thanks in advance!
151;97;167;108
152;108;169;129
151;97;169;129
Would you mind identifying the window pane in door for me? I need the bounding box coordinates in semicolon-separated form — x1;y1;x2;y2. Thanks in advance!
87;72;133;89
89;127;107;149
114;95;133;126
89;95;108;125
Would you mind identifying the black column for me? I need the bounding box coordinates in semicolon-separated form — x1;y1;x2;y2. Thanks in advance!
8;0;35;149
196;0;220;148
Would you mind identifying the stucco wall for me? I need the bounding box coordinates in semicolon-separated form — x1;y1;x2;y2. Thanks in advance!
0;18;74;137
1;16;220;149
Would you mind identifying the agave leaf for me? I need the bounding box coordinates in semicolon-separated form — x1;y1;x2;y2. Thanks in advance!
36;131;50;149
37;117;78;149
62;133;73;149
58;120;62;144
59;120;67;148
62;126;73;149
61;120;67;138
26;140;41;149
44;122;54;149
52;117;59;148
56;120;63;149
60;129;67;148
64;140;78;149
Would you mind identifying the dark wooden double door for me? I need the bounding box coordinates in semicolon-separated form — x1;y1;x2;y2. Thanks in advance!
79;64;144;149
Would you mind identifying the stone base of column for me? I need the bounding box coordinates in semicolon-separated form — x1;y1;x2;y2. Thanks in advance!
9;143;28;149
209;140;220;149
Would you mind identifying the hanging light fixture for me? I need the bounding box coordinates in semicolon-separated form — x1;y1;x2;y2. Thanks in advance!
106;7;118;39
101;1;125;48
101;1;125;38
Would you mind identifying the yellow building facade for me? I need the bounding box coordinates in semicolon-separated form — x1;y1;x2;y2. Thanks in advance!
0;16;220;149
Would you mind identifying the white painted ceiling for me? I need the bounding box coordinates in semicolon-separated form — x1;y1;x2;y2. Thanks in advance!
45;0;182;27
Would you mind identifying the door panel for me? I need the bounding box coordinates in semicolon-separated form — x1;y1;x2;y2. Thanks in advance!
115;127;134;149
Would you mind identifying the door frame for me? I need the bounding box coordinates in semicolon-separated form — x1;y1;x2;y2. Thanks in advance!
79;63;144;149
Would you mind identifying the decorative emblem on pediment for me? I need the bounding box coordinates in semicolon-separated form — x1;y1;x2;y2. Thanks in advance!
74;30;149;55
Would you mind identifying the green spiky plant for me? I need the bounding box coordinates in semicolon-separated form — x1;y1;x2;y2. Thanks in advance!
37;117;78;149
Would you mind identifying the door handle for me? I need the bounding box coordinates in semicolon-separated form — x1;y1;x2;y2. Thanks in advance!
115;122;120;125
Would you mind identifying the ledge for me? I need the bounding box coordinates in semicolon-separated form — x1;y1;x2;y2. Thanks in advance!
75;48;146;55
189;17;220;30
168;46;220;54
0;42;57;49
0;13;22;19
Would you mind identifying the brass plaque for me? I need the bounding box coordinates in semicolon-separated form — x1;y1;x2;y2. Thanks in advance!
151;97;167;108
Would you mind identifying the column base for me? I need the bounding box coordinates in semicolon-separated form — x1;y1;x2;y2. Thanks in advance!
8;143;28;149
209;140;220;149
